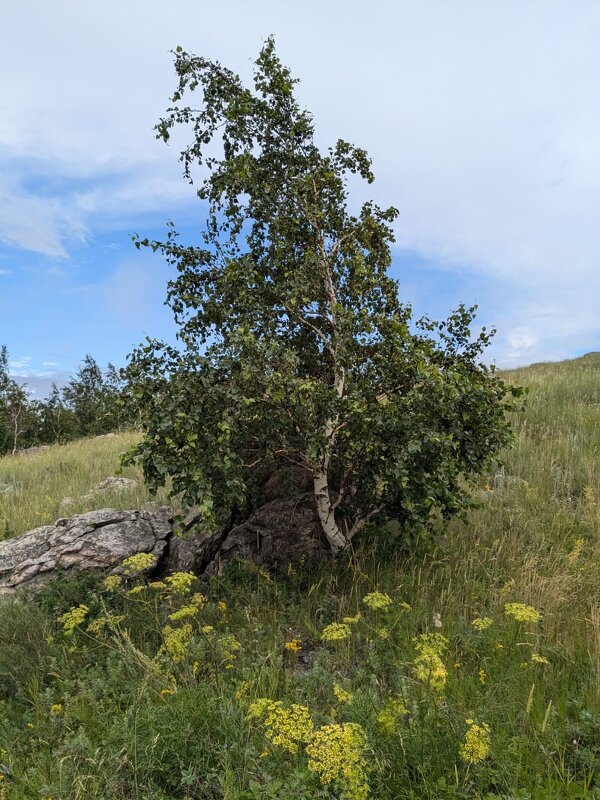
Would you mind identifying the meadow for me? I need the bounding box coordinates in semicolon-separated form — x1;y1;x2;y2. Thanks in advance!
0;354;598;799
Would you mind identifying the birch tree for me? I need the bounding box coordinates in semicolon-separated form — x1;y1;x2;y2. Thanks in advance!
125;39;518;551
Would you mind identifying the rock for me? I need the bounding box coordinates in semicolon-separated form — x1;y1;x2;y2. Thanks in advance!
0;506;172;597
95;477;138;493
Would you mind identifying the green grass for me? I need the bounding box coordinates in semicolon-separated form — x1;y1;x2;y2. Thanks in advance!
0;354;598;799
0;433;169;540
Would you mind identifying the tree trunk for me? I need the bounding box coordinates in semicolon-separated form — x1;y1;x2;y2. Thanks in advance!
313;470;347;551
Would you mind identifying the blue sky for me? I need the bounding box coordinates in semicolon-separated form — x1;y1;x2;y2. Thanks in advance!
2;0;600;395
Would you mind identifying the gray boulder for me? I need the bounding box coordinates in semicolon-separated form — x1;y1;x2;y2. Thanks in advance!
0;506;172;596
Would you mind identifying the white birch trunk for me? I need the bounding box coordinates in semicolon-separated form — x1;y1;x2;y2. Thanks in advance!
313;470;347;551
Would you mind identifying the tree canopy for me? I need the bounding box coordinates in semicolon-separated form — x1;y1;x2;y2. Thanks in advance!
125;38;519;551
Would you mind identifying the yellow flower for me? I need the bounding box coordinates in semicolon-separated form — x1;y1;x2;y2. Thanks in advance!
159;687;176;699
247;699;314;754
412;633;448;694
376;626;390;639
161;624;193;662
121;552;157;575
460;720;491;764
479;668;486;685
217;600;228;613
201;625;215;635
164;571;196;594
57;604;89;636
321;622;352;642
504;603;542;623
127;585;145;595
342;612;362;624
103;574;122;591
377;698;408;735
531;653;549;664
284;638;302;653
362;591;393;610
568;538;585;564
333;684;353;704
306;722;369;800
168;600;203;621
50;703;63;716
472;617;493;631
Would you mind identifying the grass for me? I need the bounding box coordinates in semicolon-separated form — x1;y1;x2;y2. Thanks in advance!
0;354;598;799
0;433;169;540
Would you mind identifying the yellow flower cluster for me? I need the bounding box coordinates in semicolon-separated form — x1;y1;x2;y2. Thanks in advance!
103;574;122;591
284;638;302;653
342;613;362;624
504;603;542;623
472;617;493;631
168;593;206;621
321;622;352;642
86;613;125;635
121;552;157;575
50;703;63;716
362;591;393;610
247;699;314;754
460;720;491;764
377;697;408;735
333;684;353;704
57;604;89;636
164;571;196;594
531;653;549;664
162;623;193;662
218;633;241;667
412;633;448;693
306;722;369;800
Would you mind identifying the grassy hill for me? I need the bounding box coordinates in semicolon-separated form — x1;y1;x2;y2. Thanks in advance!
0;355;598;799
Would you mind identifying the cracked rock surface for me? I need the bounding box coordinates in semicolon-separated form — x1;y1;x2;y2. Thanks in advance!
0;506;172;596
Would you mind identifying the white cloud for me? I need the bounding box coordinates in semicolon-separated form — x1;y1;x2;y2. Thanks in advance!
1;0;600;364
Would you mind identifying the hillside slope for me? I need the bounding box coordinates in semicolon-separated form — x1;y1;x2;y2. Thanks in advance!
0;355;598;799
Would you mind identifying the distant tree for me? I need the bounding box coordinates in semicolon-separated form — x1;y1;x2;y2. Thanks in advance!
124;40;519;550
0;347;35;454
62;354;110;437
38;383;77;443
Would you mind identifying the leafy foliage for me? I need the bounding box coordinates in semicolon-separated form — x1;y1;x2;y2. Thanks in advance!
126;39;520;549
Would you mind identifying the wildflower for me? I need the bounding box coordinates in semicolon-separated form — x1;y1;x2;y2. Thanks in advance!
306;722;369;800
568;538;585;564
333;684;353;704
504;603;542;623
343;612;362;624
50;704;63;716
235;680;253;701
164;571;196;594
127;585;146;596
57;604;89;636
494;642;504;650
217;600;228;613
412;633;448;694
168;604;198;621
103;574;122;591
284;638;302;653
362;591;393;611
460;720;491;764
479;668;486;685
453;662;461;669
192;661;200;674
499;578;514;597
201;624;214;635
258;569;273;583
121;552;157;575
321;622;352;642
218;633;241;666
247;699;314;754
531;653;549;664
376;627;390;639
162;624;193;662
377;698;408;735
86;613;125;635
159;687;176;699
472;617;493;631
148;580;167;590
